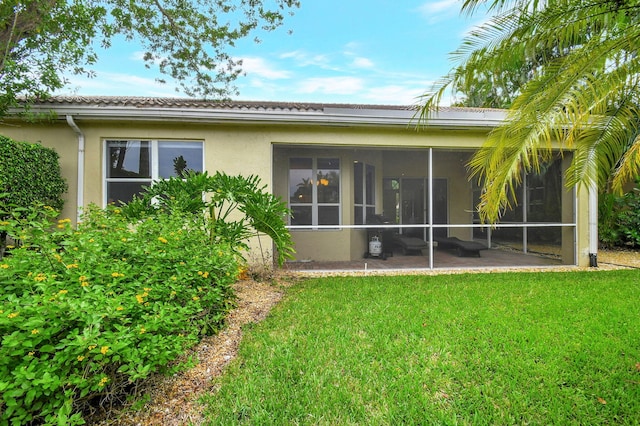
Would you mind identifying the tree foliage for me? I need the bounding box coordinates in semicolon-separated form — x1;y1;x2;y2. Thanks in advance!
419;0;640;223
0;0;299;116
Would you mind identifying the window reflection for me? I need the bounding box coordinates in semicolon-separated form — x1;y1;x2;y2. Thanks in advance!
108;141;150;178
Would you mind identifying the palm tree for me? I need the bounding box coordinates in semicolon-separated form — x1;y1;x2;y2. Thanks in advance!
418;0;640;223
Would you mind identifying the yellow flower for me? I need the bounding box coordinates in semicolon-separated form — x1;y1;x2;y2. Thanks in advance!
179;261;185;266
202;271;209;278
0;221;9;226
170;276;177;281
81;281;89;287
88;345;96;350
66;263;79;269
170;291;177;296
192;296;200;301
121;238;127;242
34;273;47;282
135;294;145;304
111;272;124;278
56;224;65;229
113;209;121;214
158;237;168;244
77;356;85;362
58;289;68;295
31;329;39;335
143;287;151;292
88;238;95;243
0;264;8;269
8;312;19;319
197;271;203;276
28;351;35;357
100;346;109;355
116;306;124;311
139;327;146;334
98;376;109;387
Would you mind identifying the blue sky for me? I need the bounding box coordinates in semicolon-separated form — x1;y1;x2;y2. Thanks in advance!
59;0;487;105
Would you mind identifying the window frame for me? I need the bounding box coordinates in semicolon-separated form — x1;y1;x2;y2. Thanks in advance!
103;139;204;206
288;156;341;228
354;161;376;225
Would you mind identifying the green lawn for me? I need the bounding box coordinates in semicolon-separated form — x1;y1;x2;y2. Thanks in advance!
202;271;640;425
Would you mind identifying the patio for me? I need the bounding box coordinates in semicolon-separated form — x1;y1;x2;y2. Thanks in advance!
283;245;564;273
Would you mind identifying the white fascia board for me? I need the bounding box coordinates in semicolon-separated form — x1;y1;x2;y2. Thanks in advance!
27;104;507;129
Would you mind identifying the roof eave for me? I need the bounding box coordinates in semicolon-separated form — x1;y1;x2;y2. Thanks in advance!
15;103;506;130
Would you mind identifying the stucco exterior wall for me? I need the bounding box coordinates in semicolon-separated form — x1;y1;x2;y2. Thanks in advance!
1;102;590;268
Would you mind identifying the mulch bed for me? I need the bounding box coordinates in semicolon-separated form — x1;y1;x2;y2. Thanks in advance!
91;276;297;426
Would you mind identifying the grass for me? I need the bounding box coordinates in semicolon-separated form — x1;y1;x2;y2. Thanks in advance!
202;271;640;425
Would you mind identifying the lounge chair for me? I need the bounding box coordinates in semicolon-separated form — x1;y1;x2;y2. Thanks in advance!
434;236;488;257
394;234;429;254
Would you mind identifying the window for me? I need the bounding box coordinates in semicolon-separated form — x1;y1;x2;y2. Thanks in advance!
354;162;375;225
105;140;203;204
289;157;340;226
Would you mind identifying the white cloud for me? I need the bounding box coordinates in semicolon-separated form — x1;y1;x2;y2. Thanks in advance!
342;41;362;56
280;50;334;69
417;0;461;23
237;57;292;80
296;77;365;95
57;71;180;97
351;57;374;69
361;85;426;105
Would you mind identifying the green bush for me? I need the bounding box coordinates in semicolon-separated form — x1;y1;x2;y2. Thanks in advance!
0;136;67;210
599;179;640;248
0;204;239;425
124;171;295;267
0;135;67;258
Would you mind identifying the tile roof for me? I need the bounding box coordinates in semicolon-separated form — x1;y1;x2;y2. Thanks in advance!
36;96;421;112
21;96;506;128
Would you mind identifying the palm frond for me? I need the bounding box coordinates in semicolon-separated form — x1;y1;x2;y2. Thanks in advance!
421;0;640;222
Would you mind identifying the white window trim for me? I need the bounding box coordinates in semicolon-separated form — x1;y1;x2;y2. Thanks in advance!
354;162;376;225
288;156;341;228
103;139;204;206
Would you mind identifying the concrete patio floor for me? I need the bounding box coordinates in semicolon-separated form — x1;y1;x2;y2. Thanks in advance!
283;246;566;274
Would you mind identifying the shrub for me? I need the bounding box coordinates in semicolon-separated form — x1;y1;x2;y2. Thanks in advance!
0;136;67;210
599;179;640;248
124;171;295;267
0;135;67;259
0;204;239;425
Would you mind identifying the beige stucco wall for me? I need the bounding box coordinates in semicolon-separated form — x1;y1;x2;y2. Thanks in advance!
1;116;590;267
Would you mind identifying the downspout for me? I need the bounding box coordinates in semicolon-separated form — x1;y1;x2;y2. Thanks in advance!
66;115;85;223
588;185;598;267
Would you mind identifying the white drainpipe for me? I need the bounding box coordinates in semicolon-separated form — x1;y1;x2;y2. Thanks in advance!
65;115;85;223
588;184;598;267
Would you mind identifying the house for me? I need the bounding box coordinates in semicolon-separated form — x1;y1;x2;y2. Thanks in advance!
1;96;595;270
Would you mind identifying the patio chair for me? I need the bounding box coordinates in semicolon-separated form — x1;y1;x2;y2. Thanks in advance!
434;236;488;257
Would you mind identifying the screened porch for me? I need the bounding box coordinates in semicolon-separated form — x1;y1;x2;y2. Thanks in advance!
273;145;576;271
